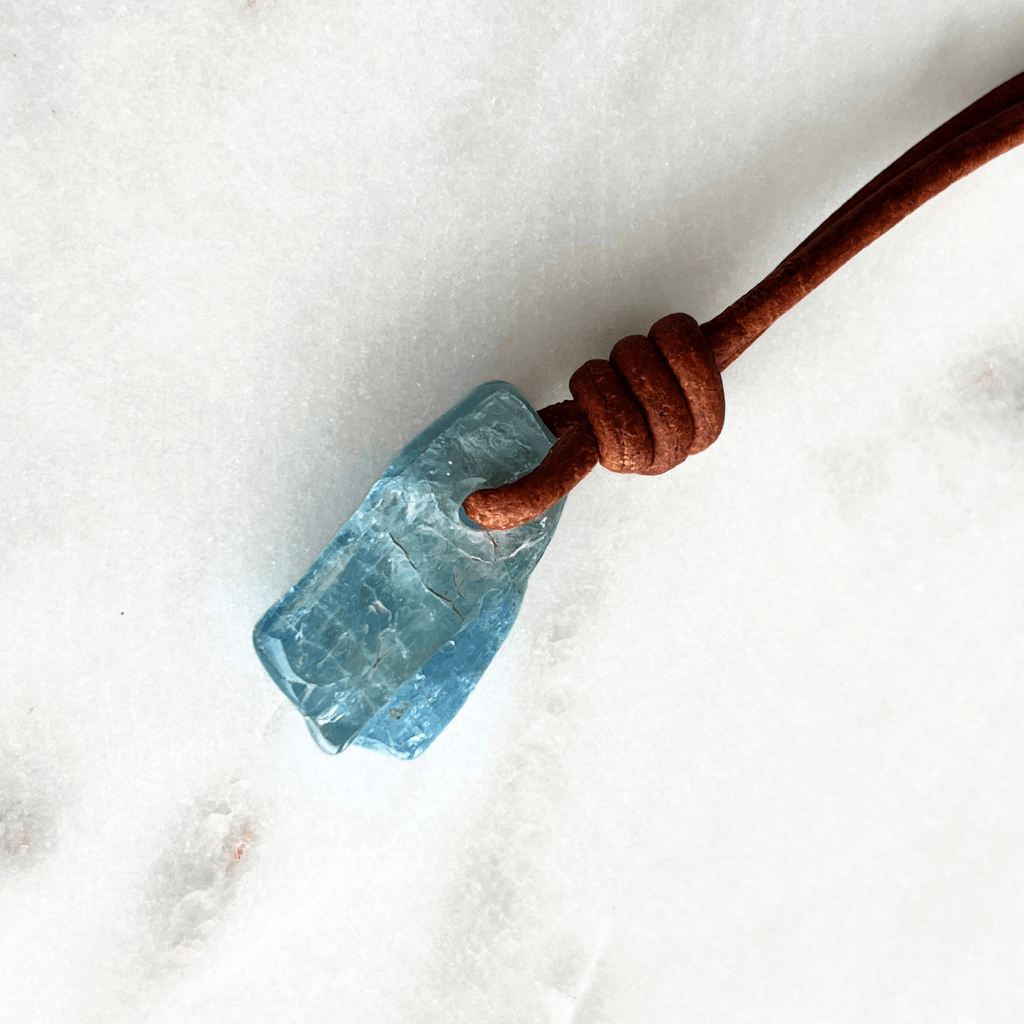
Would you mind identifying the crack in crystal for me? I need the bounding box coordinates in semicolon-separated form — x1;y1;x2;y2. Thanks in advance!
389;531;464;619
424;582;465;619
387;532;415;564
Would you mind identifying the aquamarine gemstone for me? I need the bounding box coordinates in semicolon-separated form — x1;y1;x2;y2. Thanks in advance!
253;381;564;759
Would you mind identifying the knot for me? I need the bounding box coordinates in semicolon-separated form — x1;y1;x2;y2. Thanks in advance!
462;313;725;530
569;313;725;476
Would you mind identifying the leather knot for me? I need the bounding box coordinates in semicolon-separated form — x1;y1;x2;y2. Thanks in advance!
569;313;725;476
462;313;726;530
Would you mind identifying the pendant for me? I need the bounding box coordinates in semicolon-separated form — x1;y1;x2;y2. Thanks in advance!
253;382;564;758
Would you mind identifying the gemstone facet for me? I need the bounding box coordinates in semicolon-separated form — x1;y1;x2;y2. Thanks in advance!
253;381;564;759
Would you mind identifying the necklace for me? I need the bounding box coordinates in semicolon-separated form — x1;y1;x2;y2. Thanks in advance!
254;70;1024;759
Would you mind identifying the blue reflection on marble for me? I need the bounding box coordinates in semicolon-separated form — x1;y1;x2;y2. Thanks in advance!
253;382;563;759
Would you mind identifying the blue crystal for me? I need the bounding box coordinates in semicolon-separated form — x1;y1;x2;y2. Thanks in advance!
253;381;564;759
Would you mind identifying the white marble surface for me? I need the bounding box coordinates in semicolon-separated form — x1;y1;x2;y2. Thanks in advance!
3;2;1024;1021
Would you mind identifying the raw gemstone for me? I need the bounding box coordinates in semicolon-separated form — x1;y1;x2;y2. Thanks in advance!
253;381;564;759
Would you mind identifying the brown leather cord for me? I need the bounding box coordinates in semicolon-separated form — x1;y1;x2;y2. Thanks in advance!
463;71;1024;531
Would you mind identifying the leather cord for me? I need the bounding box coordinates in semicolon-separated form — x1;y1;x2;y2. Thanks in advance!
463;70;1024;531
